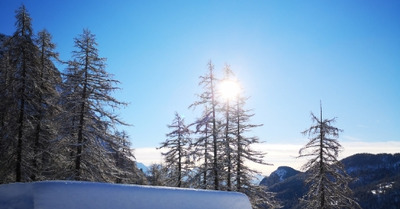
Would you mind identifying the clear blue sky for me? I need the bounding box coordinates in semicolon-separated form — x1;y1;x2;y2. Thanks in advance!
1;1;399;153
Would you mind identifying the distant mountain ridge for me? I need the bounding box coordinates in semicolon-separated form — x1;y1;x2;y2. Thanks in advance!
136;162;149;174
260;166;300;187
260;153;400;209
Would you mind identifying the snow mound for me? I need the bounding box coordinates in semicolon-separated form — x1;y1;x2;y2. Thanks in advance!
0;181;252;209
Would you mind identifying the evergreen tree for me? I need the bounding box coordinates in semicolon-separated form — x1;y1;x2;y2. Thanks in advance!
230;80;278;209
0;34;12;128
30;29;62;181
159;112;191;187
298;103;360;209
62;29;128;181
232;92;266;191
189;107;213;189
147;164;169;186
0;6;64;183
188;62;278;207
1;5;139;184
0;5;42;182
245;185;282;209
189;61;221;190
219;64;237;191
0;34;14;183
112;131;145;184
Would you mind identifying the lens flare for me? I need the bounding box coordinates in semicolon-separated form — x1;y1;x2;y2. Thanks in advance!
219;79;240;100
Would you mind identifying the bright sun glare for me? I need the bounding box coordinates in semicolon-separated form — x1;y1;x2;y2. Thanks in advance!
219;80;240;100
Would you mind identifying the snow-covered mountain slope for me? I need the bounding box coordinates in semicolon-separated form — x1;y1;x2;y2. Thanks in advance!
260;166;300;187
136;162;149;174
252;174;265;185
0;181;252;209
259;153;400;209
341;153;400;187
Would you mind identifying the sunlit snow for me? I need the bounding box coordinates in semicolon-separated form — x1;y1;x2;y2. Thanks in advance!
274;167;287;181
370;181;395;195
0;181;252;209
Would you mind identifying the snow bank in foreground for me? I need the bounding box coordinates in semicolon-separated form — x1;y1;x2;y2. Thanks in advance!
0;181;252;209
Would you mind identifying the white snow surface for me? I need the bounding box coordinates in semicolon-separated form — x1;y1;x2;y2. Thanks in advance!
0;181;252;209
274;168;287;181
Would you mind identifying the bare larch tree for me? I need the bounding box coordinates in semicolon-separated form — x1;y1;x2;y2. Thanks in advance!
63;29;128;181
159;112;191;187
189;61;221;190
298;103;360;209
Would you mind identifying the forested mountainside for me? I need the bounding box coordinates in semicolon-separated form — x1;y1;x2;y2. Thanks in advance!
260;153;400;209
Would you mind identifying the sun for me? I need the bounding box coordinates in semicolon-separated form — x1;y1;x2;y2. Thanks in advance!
219;79;240;100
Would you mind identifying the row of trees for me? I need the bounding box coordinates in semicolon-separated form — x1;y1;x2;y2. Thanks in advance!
158;65;361;209
0;5;145;184
158;62;280;208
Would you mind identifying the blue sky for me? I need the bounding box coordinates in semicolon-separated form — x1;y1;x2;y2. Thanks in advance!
1;0;399;173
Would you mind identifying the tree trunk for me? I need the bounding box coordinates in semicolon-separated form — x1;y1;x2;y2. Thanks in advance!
75;47;89;180
16;43;27;182
16;98;24;182
225;99;231;191
319;104;325;208
236;99;241;190
32;40;46;181
210;64;219;190
177;131;182;187
203;122;208;189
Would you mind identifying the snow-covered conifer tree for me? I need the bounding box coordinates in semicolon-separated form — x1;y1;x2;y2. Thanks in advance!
189;61;221;190
189;107;213;189
62;29;128;181
29;29;62;181
0;33;14;183
298;103;360;209
219;65;237;191
159;112;191;187
111;131;146;184
229;79;278;209
232;92;266;191
0;5;43;182
147;164;169;186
